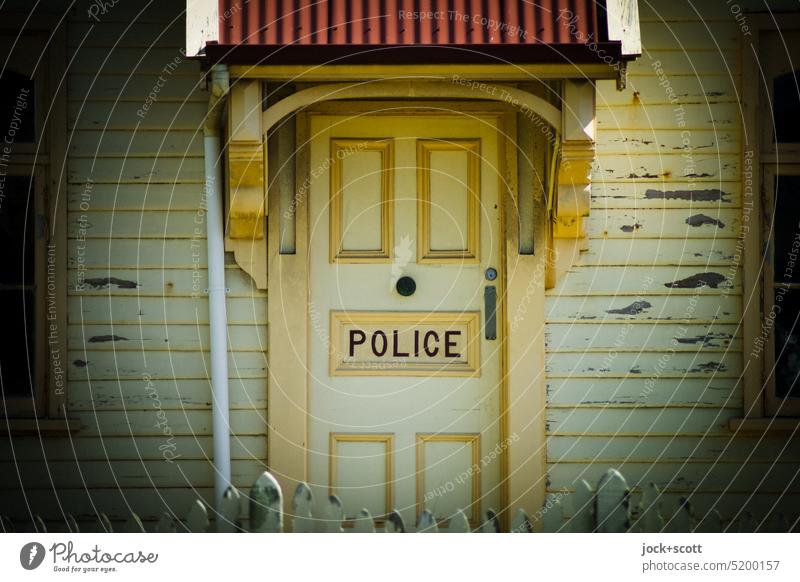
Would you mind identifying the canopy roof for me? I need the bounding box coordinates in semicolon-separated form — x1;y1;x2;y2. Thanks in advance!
190;0;640;66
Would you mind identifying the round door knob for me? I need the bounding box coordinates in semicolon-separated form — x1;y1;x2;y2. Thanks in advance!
396;276;416;297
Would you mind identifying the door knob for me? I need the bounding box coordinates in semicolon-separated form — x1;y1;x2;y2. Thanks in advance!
396;276;416;297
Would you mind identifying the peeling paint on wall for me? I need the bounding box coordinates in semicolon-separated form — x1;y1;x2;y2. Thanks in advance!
686;214;725;228
644;189;730;202
606;301;653;315
664;272;727;289
625;172;660;179
689;361;727;373
675;333;732;347
83;277;139;289
87;335;129;343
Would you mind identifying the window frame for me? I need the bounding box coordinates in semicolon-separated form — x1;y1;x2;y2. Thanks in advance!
0;14;70;430
1;166;48;417
738;14;800;431
0;33;49;157
761;164;800;417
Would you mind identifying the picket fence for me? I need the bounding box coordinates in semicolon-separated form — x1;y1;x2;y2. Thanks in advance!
1;468;797;533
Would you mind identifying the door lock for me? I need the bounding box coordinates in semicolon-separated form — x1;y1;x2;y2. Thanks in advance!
484;285;497;340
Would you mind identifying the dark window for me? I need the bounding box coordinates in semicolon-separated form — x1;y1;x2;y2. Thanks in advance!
774;287;800;398
773;71;800;144
0;175;35;397
773;175;800;282
772;174;800;398
0;70;35;144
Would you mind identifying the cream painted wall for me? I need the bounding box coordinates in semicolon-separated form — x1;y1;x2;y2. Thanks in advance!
545;1;800;526
0;0;267;528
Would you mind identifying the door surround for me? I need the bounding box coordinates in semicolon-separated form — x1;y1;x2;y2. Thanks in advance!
266;99;550;530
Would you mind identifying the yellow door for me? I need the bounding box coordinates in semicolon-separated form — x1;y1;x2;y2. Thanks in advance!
308;112;504;529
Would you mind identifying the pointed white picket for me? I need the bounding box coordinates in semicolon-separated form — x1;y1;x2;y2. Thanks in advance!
219;486;242;533
542;494;564;532
480;509;500;533
447;509;470;533
735;510;756;533
123;512;146;533
322;495;344;533
353;509;375;533
570;480;594;533
186;499;209;533
559;492;576;533
417;509;438;533
66;514;80;533
695;508;721;533
291;482;315;533
766;513;791;533
249;471;284;533
595;469;629;533
510;508;533;533
156;512;176;533
35;467;794;534
761;512;783;533
97;513;113;533
385;510;406;533
637;482;664;533
667;498;693;532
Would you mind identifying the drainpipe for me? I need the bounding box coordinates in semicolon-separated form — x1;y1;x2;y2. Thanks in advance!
203;65;231;516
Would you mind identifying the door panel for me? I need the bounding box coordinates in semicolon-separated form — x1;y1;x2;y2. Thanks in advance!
416;433;481;523
329;434;393;519
417;139;481;261
330;139;393;261
308;113;503;529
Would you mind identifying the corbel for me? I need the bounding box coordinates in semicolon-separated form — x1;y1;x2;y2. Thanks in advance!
225;79;267;289
548;79;596;288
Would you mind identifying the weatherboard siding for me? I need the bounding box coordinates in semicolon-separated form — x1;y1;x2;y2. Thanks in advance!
0;1;266;527
545;3;800;524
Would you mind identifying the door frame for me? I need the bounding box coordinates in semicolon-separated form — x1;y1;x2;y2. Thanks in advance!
267;100;548;530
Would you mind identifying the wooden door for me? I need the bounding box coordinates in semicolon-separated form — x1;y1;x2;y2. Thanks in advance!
307;112;504;529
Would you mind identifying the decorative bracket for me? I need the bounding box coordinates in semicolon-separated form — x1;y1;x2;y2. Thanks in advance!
548;79;596;288
228;138;265;239
225;79;267;289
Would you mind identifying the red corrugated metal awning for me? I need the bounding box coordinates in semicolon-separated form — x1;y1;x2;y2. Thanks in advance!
202;0;628;66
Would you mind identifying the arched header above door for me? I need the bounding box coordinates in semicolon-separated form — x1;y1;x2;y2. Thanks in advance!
262;80;561;133
221;75;594;291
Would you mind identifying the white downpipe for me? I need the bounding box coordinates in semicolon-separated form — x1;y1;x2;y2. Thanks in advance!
203;66;231;516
